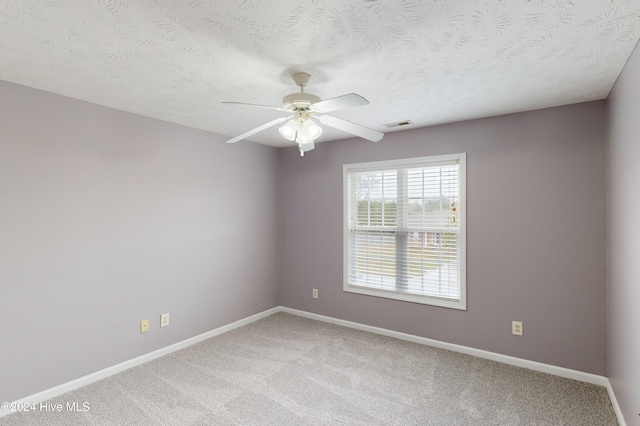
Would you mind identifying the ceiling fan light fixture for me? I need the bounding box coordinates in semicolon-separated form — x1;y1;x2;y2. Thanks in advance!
297;140;315;157
299;141;315;152
278;119;298;141
296;133;312;144
295;118;322;144
302;118;322;140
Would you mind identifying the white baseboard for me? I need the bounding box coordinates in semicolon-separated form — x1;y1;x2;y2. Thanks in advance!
280;307;626;425
4;305;626;425
279;307;607;385
605;379;627;426
1;306;280;419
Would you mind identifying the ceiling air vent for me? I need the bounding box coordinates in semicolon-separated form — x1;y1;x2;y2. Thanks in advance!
384;120;413;128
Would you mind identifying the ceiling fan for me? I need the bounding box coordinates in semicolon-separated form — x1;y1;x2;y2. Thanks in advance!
223;73;384;156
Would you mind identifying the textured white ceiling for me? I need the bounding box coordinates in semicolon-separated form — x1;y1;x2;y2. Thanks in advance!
1;1;639;147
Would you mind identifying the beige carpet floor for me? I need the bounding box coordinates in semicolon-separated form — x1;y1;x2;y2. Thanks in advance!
0;312;617;425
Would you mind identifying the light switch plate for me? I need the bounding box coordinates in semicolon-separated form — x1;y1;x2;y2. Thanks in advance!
160;313;170;327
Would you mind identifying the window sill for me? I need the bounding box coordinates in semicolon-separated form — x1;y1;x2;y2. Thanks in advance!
344;283;467;310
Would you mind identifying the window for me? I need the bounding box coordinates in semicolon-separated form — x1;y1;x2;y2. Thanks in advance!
343;153;466;310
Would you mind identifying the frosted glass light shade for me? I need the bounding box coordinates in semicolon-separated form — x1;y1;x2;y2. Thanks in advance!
299;141;315;152
278;119;298;141
296;133;312;144
302;118;322;139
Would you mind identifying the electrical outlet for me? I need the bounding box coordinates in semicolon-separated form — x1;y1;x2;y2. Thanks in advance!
312;288;318;299
140;319;150;333
160;313;170;327
512;321;523;336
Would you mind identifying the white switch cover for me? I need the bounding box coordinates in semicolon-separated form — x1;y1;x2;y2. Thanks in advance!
161;313;170;327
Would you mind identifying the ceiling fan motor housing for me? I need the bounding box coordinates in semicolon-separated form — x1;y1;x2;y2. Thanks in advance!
282;92;321;112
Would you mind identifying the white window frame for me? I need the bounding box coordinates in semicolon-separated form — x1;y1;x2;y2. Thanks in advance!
343;153;467;310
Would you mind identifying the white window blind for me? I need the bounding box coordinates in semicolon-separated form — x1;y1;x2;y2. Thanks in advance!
343;153;466;309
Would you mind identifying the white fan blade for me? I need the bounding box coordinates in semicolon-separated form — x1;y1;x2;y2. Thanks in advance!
226;116;289;144
318;115;383;142
223;102;287;112
311;94;369;113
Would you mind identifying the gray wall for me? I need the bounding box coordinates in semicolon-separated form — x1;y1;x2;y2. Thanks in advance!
279;102;607;375
607;40;640;423
0;75;613;403
0;81;280;402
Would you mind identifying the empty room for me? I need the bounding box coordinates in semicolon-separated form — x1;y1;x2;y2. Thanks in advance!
1;1;639;425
